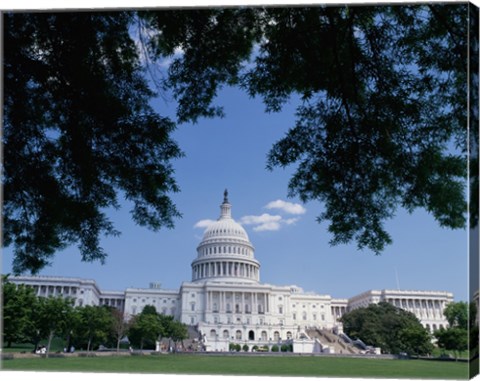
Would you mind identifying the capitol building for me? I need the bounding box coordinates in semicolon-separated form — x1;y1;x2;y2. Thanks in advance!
10;191;454;352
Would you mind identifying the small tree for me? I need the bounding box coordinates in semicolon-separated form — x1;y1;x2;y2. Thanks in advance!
444;302;469;329
111;309;132;352
235;343;241;352
2;277;38;347
169;320;188;352
242;344;249;352
271;344;279;352
435;327;468;360
77;305;113;352
398;324;434;356
36;296;74;357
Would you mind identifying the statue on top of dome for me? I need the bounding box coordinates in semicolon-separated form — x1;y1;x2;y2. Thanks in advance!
224;189;229;203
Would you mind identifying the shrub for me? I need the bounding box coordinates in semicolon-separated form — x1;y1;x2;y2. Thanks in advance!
242;344;249;352
271;345;279;352
229;343;236;351
252;345;259;352
281;344;289;352
235;344;241;352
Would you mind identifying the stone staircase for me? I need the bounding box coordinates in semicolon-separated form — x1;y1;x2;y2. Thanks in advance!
305;328;361;354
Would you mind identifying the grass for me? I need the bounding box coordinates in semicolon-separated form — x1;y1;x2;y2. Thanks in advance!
1;354;469;379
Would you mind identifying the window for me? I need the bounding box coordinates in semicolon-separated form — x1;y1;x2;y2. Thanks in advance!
293;313;296;320
191;303;195;311
278;306;283;314
210;329;217;338
302;312;307;320
223;330;229;338
313;314;317;320
191;317;195;324
236;330;242;340
274;331;280;341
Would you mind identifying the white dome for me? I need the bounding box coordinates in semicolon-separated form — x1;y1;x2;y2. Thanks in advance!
202;214;250;243
191;190;260;283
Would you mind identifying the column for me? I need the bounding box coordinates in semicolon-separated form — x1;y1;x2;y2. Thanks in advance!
253;293;257;313
242;292;245;314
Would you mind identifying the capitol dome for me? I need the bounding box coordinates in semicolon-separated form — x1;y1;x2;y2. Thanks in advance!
191;190;260;283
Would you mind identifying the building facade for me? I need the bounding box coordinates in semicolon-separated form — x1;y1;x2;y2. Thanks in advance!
9;191;454;350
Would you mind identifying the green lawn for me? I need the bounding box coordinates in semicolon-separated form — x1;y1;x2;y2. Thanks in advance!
1;354;469;379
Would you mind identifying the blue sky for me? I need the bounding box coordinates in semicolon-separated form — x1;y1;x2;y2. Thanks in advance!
2;83;469;301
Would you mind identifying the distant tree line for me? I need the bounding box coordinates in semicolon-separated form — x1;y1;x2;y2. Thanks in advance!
2;276;188;357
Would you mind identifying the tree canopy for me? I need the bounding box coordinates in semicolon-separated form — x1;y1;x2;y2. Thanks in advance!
341;302;433;355
142;5;470;254
3;4;474;273
3;12;182;274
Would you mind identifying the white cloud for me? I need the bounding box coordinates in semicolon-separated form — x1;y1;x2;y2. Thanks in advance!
253;222;281;232
265;200;306;215
240;213;282;226
194;219;216;229
240;214;282;232
239;213;300;232
284;217;300;225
